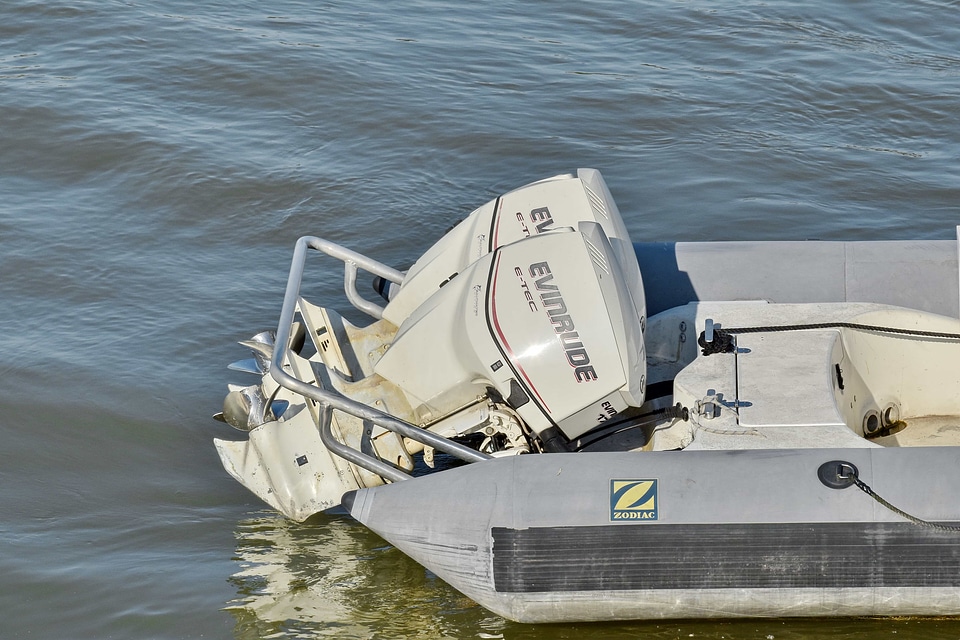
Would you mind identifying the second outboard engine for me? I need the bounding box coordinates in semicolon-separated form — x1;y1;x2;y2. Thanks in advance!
380;169;645;333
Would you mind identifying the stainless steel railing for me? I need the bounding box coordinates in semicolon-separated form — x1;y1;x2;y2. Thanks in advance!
269;236;492;482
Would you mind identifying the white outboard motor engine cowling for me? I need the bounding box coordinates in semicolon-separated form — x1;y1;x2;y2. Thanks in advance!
380;168;645;334
374;222;647;444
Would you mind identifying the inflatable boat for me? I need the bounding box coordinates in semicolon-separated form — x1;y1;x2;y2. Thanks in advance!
214;169;960;622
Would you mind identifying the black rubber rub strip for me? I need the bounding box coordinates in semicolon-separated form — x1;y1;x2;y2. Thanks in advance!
492;522;960;592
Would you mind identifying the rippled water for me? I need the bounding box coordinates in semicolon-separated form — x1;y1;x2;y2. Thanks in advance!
3;1;960;637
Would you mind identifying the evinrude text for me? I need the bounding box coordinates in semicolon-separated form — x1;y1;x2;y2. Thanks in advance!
529;261;598;383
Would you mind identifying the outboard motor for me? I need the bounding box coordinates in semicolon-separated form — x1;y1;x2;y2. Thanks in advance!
375;221;647;441
381;168;645;334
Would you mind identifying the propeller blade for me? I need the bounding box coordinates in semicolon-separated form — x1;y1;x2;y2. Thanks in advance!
228;358;264;375
221;385;277;431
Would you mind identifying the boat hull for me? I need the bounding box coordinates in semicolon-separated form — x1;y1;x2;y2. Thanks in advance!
344;447;960;622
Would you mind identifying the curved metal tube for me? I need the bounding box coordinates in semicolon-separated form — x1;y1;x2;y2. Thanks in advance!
270;236;492;470
306;235;405;316
316;404;410;483
343;262;388;319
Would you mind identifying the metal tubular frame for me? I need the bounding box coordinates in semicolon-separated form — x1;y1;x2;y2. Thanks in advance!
269;236;492;481
316;404;410;483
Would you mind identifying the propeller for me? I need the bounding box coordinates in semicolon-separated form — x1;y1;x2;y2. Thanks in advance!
227;323;307;374
213;384;289;431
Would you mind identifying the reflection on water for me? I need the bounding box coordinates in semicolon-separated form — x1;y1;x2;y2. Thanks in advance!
225;511;960;640
225;511;505;639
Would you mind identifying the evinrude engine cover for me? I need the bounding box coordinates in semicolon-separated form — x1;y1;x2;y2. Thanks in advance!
381;168;644;334
374;223;646;441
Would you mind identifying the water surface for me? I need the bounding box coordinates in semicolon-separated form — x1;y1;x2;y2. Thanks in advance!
3;1;960;637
